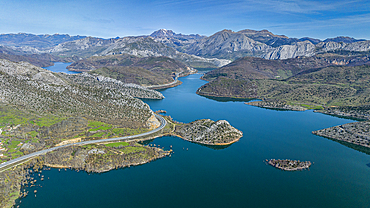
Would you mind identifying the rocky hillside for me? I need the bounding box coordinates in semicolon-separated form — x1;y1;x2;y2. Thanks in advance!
181;29;370;61
174;119;243;145
184;29;272;60
237;29;301;47
47;36;230;68
1;29;369;65
149;29;205;53
0;59;163;127
263;40;370;60
49;36;116;58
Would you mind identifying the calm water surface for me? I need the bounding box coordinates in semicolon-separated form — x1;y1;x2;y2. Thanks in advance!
17;71;370;208
43;62;80;74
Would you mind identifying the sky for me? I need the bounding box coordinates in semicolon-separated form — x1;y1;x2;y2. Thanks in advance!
0;0;370;40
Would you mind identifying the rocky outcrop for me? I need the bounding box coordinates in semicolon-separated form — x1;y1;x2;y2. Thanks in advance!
262;41;316;59
317;40;370;53
184;29;272;60
313;121;370;148
174;119;243;145
238;29;301;47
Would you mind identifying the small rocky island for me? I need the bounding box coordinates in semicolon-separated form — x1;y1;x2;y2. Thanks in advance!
267;159;312;171
174;119;243;145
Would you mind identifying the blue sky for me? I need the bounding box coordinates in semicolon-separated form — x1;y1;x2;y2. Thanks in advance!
0;0;369;40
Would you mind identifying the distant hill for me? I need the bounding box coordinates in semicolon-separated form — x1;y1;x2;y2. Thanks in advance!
68;54;191;86
150;29;204;40
181;29;370;60
49;36;230;68
0;29;369;67
183;29;272;60
197;53;370;109
237;29;301;47
0;33;86;49
0;45;73;67
201;56;331;81
324;36;366;43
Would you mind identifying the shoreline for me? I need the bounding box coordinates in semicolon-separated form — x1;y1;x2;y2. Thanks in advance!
169;133;241;146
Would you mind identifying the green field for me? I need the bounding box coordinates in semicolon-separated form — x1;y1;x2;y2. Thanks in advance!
104;142;129;148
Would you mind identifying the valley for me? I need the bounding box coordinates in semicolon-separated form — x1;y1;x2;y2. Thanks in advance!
0;28;370;208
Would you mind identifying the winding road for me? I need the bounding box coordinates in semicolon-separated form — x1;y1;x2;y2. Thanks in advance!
0;114;167;171
147;72;180;90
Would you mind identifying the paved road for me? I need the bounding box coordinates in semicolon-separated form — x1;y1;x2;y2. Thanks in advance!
0;114;167;171
147;72;179;89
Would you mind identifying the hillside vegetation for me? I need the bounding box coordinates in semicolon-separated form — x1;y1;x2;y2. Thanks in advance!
198;57;370;110
0;59;162;127
68;55;191;86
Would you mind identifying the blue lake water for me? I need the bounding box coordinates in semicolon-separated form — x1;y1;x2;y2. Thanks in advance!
43;62;80;74
16;72;370;208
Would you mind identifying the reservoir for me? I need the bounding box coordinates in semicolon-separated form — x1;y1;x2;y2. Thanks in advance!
16;71;370;207
43;62;80;74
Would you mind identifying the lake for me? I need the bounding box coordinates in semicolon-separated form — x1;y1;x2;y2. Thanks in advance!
43;62;80;74
16;70;370;207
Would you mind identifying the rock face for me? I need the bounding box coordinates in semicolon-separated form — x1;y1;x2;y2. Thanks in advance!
174;119;243;145
262;41;316;60
238;29;301;47
184;29;272;60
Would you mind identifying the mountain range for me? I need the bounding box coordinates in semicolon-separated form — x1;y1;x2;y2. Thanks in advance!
1;29;369;69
